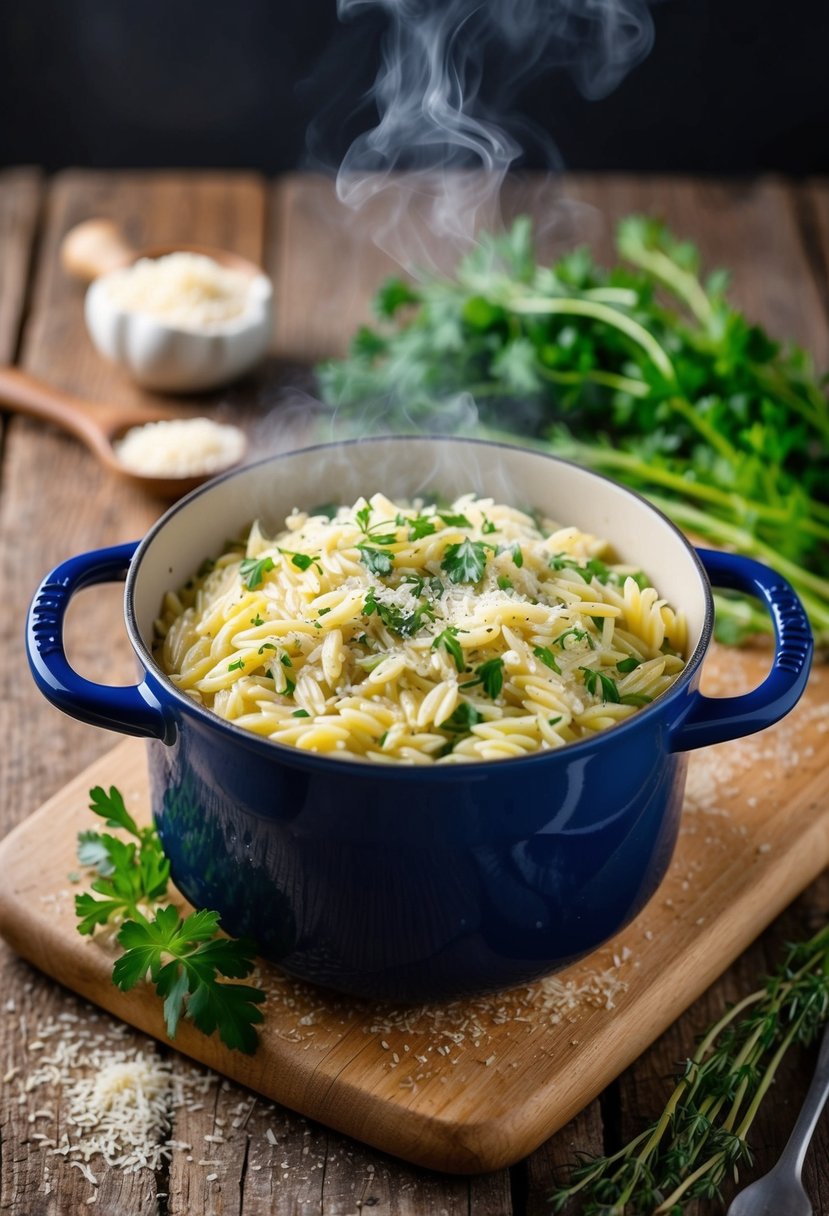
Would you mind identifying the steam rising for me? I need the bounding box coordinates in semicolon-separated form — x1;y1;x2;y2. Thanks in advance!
335;0;655;263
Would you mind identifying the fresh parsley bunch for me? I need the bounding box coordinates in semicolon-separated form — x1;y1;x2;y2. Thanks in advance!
75;786;265;1054
318;217;829;648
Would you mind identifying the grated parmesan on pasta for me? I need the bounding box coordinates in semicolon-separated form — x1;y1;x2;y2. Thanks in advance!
154;493;687;763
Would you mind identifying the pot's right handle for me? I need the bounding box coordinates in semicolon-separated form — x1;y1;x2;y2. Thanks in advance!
26;542;175;743
669;548;812;752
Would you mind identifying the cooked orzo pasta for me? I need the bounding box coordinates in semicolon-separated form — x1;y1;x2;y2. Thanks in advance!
154;493;687;764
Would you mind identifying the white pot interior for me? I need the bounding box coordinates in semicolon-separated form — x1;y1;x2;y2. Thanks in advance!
130;438;709;664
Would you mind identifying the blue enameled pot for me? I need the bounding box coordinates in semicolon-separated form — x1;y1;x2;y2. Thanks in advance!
26;438;813;1001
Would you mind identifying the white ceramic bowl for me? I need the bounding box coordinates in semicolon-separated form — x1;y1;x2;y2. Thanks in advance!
85;269;272;392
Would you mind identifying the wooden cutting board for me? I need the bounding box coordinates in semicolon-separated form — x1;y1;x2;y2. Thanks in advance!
1;645;827;1175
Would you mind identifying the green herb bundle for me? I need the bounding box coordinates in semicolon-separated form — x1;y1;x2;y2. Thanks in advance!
550;923;829;1214
318;217;829;647
75;786;265;1054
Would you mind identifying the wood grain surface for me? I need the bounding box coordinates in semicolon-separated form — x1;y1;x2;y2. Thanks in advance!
1;643;828;1176
0;169;828;1214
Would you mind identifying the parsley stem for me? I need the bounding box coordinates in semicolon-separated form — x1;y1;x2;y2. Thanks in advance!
542;438;829;544
538;366;651;398
619;240;714;328
646;493;829;609
504;295;678;385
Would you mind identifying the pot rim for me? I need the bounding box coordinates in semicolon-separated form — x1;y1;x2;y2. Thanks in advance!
125;435;713;779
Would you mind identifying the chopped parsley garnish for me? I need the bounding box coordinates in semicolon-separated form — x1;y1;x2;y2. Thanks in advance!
239;556;274;591
363;587;433;636
355;504;372;533
282;678;296;697
358;545;395;576
431;627;465;672
257;642;277;655
549;553;592;583
554;625;595;650
280;654;293;667
408;516;437;540
441;538;490;584
481;515;497;535
318;606;331;616
579;666;621;702
228;658;245;672
438;511;472;528
290;552;314;572
440;702;484;734
378;730;388;747
497;575;513;591
548;716;563;726
250;614;264;627
498;540;524;568
616;656;642;673
533;645;561;674
292;709;310;718
460;657;505;699
620;692;654;707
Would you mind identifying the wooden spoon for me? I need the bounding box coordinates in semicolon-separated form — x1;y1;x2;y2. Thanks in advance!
0;367;246;498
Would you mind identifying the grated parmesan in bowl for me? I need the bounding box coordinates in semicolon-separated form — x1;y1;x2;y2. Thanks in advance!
84;252;273;391
104;253;255;332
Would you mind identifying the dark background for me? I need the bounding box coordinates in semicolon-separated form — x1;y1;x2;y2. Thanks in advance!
1;0;828;175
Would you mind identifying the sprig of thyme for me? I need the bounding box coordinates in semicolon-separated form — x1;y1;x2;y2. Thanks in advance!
551;924;829;1213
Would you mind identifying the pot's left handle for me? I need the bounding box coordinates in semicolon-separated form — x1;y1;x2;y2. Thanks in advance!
26;542;175;743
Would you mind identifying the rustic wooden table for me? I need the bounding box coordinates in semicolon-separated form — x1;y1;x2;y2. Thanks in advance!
1;168;828;1216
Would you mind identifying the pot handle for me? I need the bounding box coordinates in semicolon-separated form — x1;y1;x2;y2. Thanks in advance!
668;548;812;752
26;541;174;743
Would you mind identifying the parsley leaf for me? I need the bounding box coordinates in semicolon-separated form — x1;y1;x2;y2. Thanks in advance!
441;538;490;584
499;541;524;568
554;626;595;650
460;657;505;699
363;587;433;636
290;552;314;572
114;907;265;1054
579;667;621;703
620;692;653;707
239;556;275;591
616;656;642;673
228;657;245;672
358;545;395;576
438;511;472;528
533;645;561;674
431;627;465;672
408;516;437;540
440;702;484;734
75;787;266;1054
549;553;592;583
